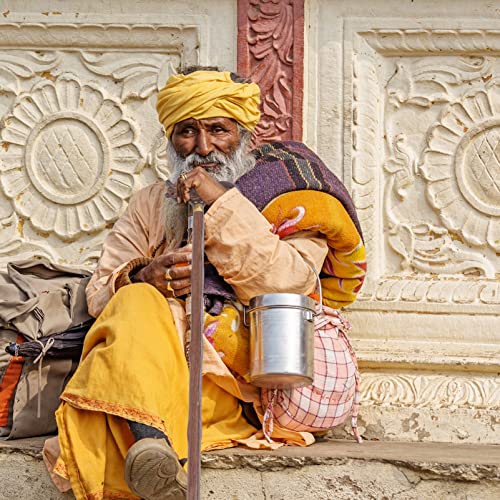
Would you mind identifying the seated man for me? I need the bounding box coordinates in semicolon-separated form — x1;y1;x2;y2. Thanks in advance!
45;67;366;500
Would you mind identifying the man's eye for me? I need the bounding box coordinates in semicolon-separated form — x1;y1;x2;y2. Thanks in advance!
212;126;226;133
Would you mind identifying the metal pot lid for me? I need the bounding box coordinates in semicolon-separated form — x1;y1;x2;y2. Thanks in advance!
248;293;315;312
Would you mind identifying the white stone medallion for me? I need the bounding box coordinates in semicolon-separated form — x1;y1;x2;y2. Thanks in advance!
0;19;203;267
421;85;500;251
1;74;139;240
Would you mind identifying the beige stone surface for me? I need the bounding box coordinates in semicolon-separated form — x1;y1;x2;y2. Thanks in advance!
332;405;500;445
209;464;500;500
1;438;500;499
0;0;237;269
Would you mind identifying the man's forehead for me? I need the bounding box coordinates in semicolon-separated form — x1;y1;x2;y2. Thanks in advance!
174;116;237;128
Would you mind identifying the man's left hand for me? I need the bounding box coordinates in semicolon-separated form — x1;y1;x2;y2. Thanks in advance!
176;166;228;205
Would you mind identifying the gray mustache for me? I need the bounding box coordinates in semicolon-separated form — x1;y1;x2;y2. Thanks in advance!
185;152;227;168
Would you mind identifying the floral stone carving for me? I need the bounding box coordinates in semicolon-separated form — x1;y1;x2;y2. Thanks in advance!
80;51;178;101
420;84;500;251
0;74;141;240
344;27;500;316
360;372;500;410
0;51;59;96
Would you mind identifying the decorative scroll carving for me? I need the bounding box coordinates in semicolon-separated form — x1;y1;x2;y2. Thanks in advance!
0;51;58;95
237;0;304;143
146;131;173;181
359;373;500;410
384;133;417;200
0;23;200;56
356;277;500;306
387;223;496;278
0;74;141;240
80;52;178;100
387;56;493;109
420;85;500;251
360;29;500;55
0;207;60;262
351;55;380;273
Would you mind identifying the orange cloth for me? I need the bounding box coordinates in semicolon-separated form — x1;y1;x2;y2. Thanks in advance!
54;283;256;499
262;191;366;308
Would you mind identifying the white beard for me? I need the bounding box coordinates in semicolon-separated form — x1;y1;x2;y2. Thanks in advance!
161;197;188;251
166;137;255;184
162;139;255;250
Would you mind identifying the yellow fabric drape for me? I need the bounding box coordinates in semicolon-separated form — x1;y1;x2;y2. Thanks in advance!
262;191;366;309
55;283;255;500
156;70;261;138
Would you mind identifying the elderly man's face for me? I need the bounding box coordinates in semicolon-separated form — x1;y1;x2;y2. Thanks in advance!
167;116;254;184
171;117;241;161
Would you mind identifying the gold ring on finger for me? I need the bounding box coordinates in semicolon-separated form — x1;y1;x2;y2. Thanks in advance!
166;281;174;293
165;268;172;280
180;173;188;181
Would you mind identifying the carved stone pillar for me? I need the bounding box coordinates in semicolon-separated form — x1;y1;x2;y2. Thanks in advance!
237;0;304;144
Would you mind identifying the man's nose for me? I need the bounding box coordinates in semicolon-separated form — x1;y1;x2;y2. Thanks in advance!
195;130;214;157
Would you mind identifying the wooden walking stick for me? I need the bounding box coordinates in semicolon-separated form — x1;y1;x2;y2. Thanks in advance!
186;195;205;500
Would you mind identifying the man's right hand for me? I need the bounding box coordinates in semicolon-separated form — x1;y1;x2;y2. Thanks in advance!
133;245;192;298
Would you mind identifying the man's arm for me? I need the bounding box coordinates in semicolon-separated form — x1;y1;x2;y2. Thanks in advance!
175;168;328;304
86;182;171;317
204;188;328;304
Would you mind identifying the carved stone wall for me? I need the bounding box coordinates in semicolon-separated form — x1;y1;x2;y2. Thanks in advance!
308;2;500;443
1;1;498;446
0;3;237;268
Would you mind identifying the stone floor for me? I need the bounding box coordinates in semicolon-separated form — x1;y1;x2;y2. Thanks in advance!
1;437;499;499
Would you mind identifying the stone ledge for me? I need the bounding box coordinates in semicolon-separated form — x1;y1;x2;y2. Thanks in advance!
2;436;499;480
203;439;500;481
1;437;500;499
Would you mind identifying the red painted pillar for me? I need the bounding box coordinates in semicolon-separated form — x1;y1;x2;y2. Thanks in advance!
237;0;304;145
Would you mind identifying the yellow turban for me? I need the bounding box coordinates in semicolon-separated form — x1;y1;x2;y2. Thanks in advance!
156;70;261;138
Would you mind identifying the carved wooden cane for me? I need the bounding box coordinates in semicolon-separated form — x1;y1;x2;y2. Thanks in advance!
186;197;204;500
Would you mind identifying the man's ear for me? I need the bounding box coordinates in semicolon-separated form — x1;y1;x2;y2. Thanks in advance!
236;123;253;151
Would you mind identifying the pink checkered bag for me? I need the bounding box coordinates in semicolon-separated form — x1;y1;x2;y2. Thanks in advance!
261;304;362;443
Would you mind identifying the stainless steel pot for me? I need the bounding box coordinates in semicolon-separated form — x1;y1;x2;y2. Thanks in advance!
247;293;315;389
246;261;322;389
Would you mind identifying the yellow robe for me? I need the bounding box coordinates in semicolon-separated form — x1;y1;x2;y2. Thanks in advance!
55;283;256;499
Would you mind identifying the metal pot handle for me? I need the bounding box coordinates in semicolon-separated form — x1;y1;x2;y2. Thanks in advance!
303;259;323;316
243;305;249;327
243;259;324;326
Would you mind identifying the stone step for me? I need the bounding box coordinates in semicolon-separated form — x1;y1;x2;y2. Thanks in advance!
1;437;499;499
